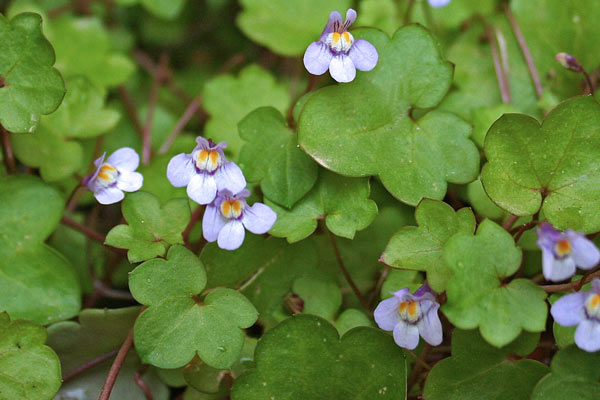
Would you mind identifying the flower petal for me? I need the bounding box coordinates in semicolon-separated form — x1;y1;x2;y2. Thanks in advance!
551;292;586;326
321;11;343;38
348;39;378;71
202;204;227;242
195;136;210;149
393;321;420;350
242;203;277;234
417;304;443;346
217;220;245;250
428;0;451;7
343;9;357;28
215;161;247;194
542;248;576;282
94;187;125;205
106;147;140;171
575;318;600;352
303;42;333;76
329;55;356;83
93;153;106;169
167;153;196;187
567;231;600;269
116;171;143;192
187;174;217;205
374;296;401;331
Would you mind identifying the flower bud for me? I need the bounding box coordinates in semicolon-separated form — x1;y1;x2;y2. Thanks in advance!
555;52;583;72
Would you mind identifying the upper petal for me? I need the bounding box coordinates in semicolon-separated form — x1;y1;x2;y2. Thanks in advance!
242;203;277;234
116;171;143;192
428;0;451;7
303;42;333;76
417;304;443;346
321;11;343;38
167;153;196;187
215;161;247;194
187;173;217;205
374;296;401;331
202;204;227;242
348;39;378;72
329;55;356;83
542;248;576;282
94;187;125;205
106;147;140;171
575;318;600;352
217;220;246;251
550;291;586;326
343;8;357;28
566;231;600;269
393;321;420;350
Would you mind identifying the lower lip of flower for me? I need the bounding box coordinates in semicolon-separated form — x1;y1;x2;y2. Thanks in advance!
221;199;244;219
195;149;221;173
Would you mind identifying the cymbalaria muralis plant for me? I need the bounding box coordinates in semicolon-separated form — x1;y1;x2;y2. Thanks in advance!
1;1;600;399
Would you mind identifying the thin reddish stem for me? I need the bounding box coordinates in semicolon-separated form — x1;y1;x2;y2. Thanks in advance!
183;206;205;246
99;328;135;400
63;349;119;382
1;125;16;174
141;55;168;165
158;97;202;154
118;86;144;139
134;369;154;400
60;216;127;256
487;24;511;104
502;214;519;231
539;269;600;293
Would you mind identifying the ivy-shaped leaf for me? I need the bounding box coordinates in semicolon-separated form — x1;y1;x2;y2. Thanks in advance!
292;276;342;321
130;245;258;369
0;176;80;324
381;199;475;292
232;315;407;400
203;65;289;158
236;0;352;57
481;96;600;233
531;345;600;400
424;329;549;400
12;76;120;182
0;313;62;400
267;169;378;242
105;191;191;263
443;219;547;347
115;0;187;19
238;107;318;208
0;12;65;133
334;309;372;336
298;26;479;206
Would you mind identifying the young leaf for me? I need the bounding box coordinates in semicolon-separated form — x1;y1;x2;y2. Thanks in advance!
238;107;318;208
424;329;549;400
0;12;65;133
0;313;62;400
236;0;352;56
334;309;372;336
130;245;258;369
292;276;342;320
481;96;600;233
298;26;479;206
105;191;191;263
203;65;289;158
232;315;407;399
381;199;475;292
0;176;80;324
267;169;378;242
443;219;547;347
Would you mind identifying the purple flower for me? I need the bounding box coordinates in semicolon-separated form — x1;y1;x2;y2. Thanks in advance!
303;9;378;83
374;284;442;350
428;0;451;7
551;278;600;352
166;137;246;205
202;189;277;251
83;147;143;205
537;222;600;282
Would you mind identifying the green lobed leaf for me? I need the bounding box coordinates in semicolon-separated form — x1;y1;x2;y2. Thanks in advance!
0;312;62;400
292;276;342;321
466;178;506;220
115;0;187;19
0;176;80;324
232;315;407;400
0;12;65;133
481;96;600;233
238;106;318;208
298;26;479;206
381;199;475;292
442;219;547;347
105;191;191;263
267;169;378;242
203;65;289;158
424;329;548;400
130;245;258;369
530;345;600;400
236;0;352;57
334;309;373;336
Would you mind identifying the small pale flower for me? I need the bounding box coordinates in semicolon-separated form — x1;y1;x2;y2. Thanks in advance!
303;9;378;83
166;137;246;205
83;147;143;205
428;0;451;8
374;284;442;350
551;278;600;352
537;222;600;282
203;189;277;251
